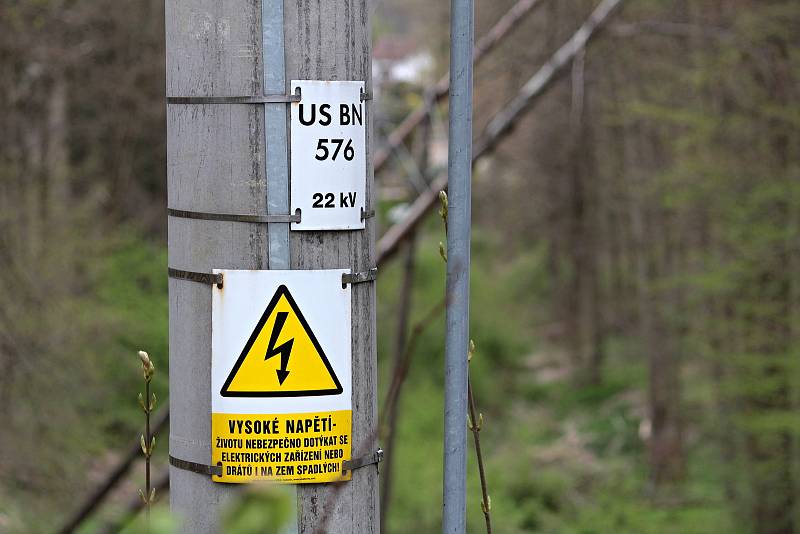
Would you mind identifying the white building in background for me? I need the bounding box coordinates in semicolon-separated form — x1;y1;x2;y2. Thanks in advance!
372;36;447;203
372;37;434;96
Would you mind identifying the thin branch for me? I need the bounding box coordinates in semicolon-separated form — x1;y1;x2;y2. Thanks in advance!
311;295;447;534
377;0;626;265
468;375;492;534
478;0;624;155
56;409;169;534
438;189;492;533
374;0;544;174
145;379;152;530
312;280;447;534
138;350;157;533
380;297;448;428
609;20;733;40
95;471;170;534
381;114;434;530
380;235;416;533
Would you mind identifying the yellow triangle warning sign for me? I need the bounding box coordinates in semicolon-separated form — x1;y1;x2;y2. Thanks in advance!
220;285;343;397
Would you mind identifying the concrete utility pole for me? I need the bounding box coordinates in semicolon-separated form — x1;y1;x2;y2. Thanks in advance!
284;2;378;532
165;0;376;532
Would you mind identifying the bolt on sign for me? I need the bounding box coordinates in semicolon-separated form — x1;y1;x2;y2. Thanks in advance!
211;270;352;483
290;80;367;230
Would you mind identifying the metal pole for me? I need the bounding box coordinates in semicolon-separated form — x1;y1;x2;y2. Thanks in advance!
263;2;299;532
263;0;290;271
443;0;474;532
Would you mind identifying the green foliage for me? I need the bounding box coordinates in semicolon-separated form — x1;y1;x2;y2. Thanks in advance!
0;229;169;532
90;232;169;439
120;504;175;534
222;485;294;534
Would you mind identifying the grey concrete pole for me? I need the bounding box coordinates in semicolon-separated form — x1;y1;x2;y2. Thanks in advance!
283;2;378;532
165;0;272;530
166;1;375;531
443;0;474;532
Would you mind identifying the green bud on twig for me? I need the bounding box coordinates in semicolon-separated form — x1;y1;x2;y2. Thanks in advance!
138;350;155;382
150;392;157;411
468;412;484;432
150;487;157;503
439;242;447;263
140;434;147;455
468;339;475;362
139;488;147;504
438;190;448;222
138;392;146;412
150;435;156;453
481;495;491;513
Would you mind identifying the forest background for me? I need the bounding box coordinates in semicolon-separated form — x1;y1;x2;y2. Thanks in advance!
0;0;798;532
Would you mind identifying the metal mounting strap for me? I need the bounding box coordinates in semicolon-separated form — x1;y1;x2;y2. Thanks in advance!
167;95;300;105
342;448;383;473
342;268;377;286
360;207;376;221
169;455;223;477
168;208;301;224
168;268;223;288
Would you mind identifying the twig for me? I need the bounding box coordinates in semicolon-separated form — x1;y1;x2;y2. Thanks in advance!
96;471;170;534
382;114;438;533
310;292;448;534
439;193;492;533
380;234;417;532
137;350;157;533
55;409;169;534
146;378;151;528
468;355;492;533
380;297;448;429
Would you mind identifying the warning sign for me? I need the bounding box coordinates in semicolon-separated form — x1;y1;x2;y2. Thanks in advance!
220;285;343;397
212;270;352;484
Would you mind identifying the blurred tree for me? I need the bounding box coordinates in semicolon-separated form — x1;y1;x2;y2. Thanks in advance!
0;0;166;528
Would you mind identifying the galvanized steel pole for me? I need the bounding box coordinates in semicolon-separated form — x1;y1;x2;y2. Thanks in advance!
443;0;474;533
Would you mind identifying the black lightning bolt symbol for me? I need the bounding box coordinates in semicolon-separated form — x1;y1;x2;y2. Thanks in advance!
265;311;293;385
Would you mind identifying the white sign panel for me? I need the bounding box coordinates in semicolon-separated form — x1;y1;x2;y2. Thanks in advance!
290;80;366;231
211;269;352;483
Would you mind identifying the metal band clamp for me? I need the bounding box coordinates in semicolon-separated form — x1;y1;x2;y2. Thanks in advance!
169;90;368;106
169;455;223;477
167;94;300;105
342;448;383;473
360;207;376;221
169;450;381;477
168;268;223;288
342;268;377;287
168;208;301;224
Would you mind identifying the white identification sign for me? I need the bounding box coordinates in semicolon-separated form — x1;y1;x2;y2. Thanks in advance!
290;80;366;231
211;269;352;483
